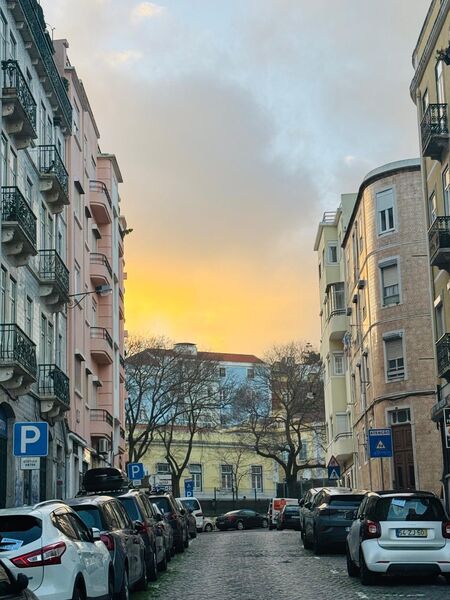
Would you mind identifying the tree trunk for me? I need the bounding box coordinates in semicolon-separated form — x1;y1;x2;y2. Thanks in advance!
286;475;298;498
172;473;181;497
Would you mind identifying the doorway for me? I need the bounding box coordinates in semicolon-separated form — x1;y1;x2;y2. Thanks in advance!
392;424;415;489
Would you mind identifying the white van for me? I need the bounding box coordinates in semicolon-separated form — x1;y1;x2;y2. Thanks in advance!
267;497;298;529
179;496;204;531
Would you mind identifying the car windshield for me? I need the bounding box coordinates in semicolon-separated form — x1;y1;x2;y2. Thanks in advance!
119;498;141;521
181;499;200;511
0;516;42;551
72;506;103;530
151;497;172;514
374;497;445;521
329;495;364;507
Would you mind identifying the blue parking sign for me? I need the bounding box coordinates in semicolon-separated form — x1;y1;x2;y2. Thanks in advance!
184;479;194;497
13;422;48;457
127;463;145;480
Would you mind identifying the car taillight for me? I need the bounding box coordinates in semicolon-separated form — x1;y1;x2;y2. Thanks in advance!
100;533;115;551
442;522;450;538
362;519;381;540
11;542;66;568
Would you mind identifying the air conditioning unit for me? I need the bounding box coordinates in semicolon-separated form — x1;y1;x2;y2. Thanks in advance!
357;279;366;289
352;294;358;304
346;307;352;316
98;438;109;455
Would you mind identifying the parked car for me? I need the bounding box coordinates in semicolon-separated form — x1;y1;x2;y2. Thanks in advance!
0;501;113;600
299;487;323;532
216;510;269;531
178;497;204;532
175;499;196;540
148;493;189;553
267;498;298;530
302;487;365;554
203;517;214;532
152;504;174;558
346;490;450;585
66;495;147;597
0;560;38;600
277;505;301;530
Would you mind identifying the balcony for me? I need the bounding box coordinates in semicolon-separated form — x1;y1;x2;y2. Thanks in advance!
437;334;450;381
37;145;69;214
90;253;112;287
38;364;70;417
90;327;113;365
1;60;37;149
90;408;113;440
421;103;449;161
0;324;36;396
429;216;450;272
1;187;37;265
333;432;353;464
7;0;72;132
89;180;112;225
38;250;69;312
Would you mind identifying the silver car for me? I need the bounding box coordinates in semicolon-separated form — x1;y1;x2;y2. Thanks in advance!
346;491;450;585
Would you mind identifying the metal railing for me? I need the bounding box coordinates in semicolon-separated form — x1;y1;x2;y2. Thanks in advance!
0;323;36;378
17;0;72;131
1;59;37;130
89;180;112;207
90;408;113;427
90;327;113;349
421;103;449;152
437;334;450;379
90;253;112;277
38;364;69;407
39;249;69;299
37;145;68;198
1;187;37;247
429;216;450;260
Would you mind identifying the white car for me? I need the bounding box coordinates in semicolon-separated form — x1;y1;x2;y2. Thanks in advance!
346;491;450;585
202;517;214;532
0;501;113;600
178;497;204;531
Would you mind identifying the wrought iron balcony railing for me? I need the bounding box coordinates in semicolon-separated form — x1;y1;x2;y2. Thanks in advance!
37;145;69;198
90;408;114;427
91;327;113;349
0;323;36;378
1;186;37;248
436;333;450;380
1;59;37;131
429;216;450;269
89;180;112;207
90;253;112;277
421;103;449;159
38;249;70;299
38;364;69;408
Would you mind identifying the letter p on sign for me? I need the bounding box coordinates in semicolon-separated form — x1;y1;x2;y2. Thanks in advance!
13;422;49;457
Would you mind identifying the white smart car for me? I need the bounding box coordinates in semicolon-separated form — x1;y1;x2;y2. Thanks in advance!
346;491;450;585
0;501;113;600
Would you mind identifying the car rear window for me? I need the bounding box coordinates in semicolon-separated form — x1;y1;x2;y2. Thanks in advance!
329;495;364;507
0;516;42;550
119;497;141;521
285;507;299;514
373;497;445;522
151;497;172;514
71;507;104;530
181;499;200;511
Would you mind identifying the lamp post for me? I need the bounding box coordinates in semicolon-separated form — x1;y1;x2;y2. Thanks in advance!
67;284;112;309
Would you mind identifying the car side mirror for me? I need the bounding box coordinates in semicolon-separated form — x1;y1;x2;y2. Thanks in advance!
155;513;163;522
13;573;29;592
91;527;101;541
179;508;186;516
134;520;146;533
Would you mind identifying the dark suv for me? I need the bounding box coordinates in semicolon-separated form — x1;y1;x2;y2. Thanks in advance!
302;487;365;554
148;493;189;553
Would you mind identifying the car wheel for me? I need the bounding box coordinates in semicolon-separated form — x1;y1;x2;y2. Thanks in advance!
135;559;148;592
147;548;158;582
312;531;323;555
261;519;268;529
360;550;377;586
184;531;190;548
117;569;129;600
190;529;197;539
302;528;312;550
236;521;244;531
204;523;213;532
72;582;86;600
346;545;359;577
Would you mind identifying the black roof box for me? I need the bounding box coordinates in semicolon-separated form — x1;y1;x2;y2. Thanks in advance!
82;467;129;492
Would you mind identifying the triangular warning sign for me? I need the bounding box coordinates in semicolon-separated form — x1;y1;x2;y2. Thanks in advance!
377;441;385;450
327;455;340;468
329;469;339;480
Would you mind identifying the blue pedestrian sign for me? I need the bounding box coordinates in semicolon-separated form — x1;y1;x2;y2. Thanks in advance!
13;422;48;457
184;479;194;497
127;463;145;481
327;455;341;480
368;428;393;458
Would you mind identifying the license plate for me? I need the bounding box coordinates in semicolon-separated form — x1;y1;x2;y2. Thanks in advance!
396;528;428;537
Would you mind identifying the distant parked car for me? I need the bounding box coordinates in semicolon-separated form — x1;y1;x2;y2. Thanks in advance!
152;504;174;558
277;505;301;530
216;510;269;531
0;501;113;600
148;493;189;553
202;517;214;532
302;487;365;554
346;490;450;585
0;560;38;599
299;488;323;531
178;497;204;532
267;498;298;530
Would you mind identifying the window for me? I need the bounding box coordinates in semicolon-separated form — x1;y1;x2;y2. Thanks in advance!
40;314;47;363
74;263;81;295
436;60;445;104
376;188;395;234
74;356;82;394
9;32;16;59
0;11;6;63
444;168;450;215
380;260;400;306
335;413;349;435
384;333;405;381
328;282;345;317
422;88;429;116
25;297;33;337
25;178;33;207
0;267;6;322
8;147;16;186
219;367;226;378
389;408;411;424
189;464;202;492
436;301;445;340
221;465;233;490
251;466;263;492
327;242;338;264
247;368;255;379
156;463;170;474
73;187;82;221
8;276;16;322
429;191;437;224
333;352;344;376
298;442;308;461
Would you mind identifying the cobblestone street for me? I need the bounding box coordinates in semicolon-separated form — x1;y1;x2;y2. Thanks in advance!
135;530;450;600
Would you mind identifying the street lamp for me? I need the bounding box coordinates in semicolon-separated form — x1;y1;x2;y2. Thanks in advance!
67;284;112;309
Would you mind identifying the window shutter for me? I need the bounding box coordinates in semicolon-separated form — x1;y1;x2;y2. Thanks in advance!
376;189;394;212
386;338;403;361
382;263;398;287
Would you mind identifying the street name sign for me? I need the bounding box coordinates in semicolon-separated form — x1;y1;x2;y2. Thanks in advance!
20;457;40;470
368;428;393;458
13;422;48;457
327;455;341;480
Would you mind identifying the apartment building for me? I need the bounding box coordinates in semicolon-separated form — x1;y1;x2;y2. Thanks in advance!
314;194;357;484
342;159;441;493
410;0;450;510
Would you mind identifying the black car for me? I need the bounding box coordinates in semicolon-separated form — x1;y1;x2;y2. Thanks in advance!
216;509;269;531
0;561;37;599
277;505;301;530
175;498;197;540
299;487;323;532
302;487;365;555
148;493;189;553
152;503;174;559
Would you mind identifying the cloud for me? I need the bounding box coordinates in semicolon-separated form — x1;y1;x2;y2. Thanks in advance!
101;49;143;67
131;2;165;24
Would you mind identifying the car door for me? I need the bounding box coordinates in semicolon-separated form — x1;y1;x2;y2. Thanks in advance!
305;492;323;540
112;500;141;586
347;497;367;562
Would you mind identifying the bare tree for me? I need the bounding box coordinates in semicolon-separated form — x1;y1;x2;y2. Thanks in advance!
235;342;325;497
216;443;254;501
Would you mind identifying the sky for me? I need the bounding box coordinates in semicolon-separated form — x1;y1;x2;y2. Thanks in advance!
42;0;429;356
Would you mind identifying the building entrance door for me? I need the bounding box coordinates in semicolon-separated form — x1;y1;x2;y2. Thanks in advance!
392;424;415;489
